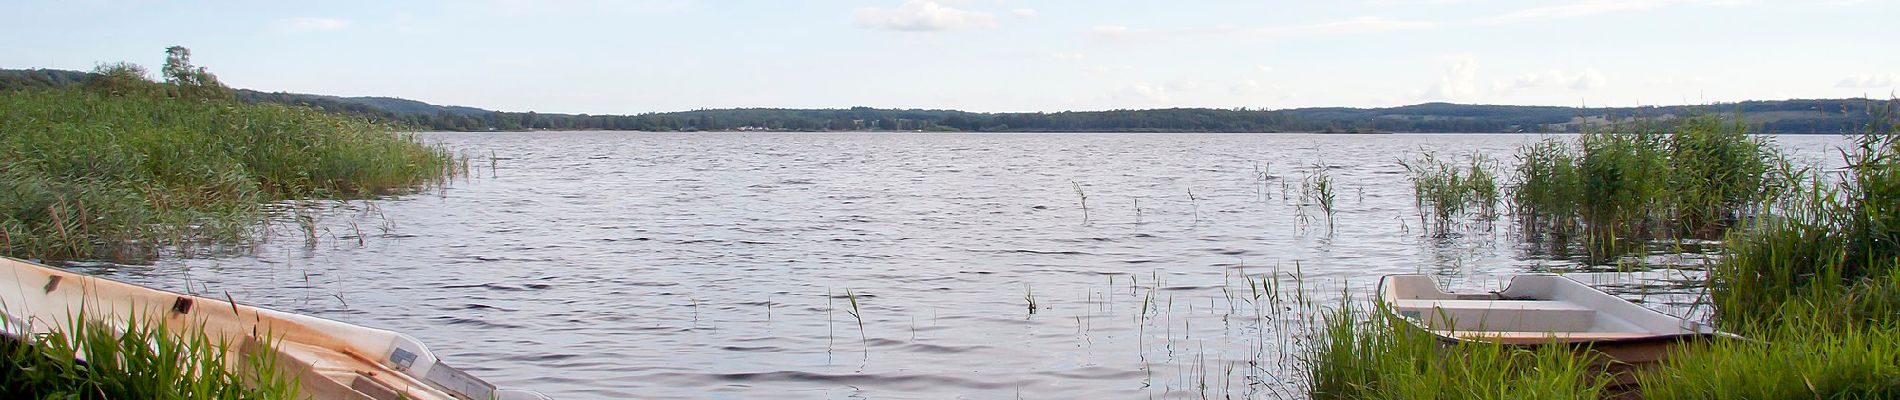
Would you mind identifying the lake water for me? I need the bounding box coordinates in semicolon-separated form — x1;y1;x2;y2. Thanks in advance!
83;132;1851;399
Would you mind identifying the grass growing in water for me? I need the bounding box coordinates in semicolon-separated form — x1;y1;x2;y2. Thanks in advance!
1400;152;1499;237
1508;115;1784;262
0;316;300;399
0;50;456;262
1311;107;1900;399
1302;164;1338;226
1710;105;1900;328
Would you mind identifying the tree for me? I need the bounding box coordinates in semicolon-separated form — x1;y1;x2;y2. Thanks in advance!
161;46;234;101
84;62;162;97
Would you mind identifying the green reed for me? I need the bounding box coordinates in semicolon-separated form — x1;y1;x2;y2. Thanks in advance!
1639;292;1900;399
1304;164;1338;223
1709;103;1900;328
0;315;300;399
1;74;455;261
1506;115;1784;262
1302;298;1611;400
1400;152;1498;236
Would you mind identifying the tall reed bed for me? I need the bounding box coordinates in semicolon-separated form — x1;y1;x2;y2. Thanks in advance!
0;316;300;399
1709;102;1900;328
1510;115;1784;262
0;84;455;261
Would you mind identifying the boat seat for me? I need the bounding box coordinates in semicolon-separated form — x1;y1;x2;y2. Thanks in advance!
1391;299;1596;332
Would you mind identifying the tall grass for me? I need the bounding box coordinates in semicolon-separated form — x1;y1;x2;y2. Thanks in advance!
1304;164;1339;222
0;84;455;261
1508;115;1784;262
0;316;300;399
1400;152;1498;236
1309;109;1895;399
1302;299;1611;400
1710;102;1900;328
1639;291;1900;399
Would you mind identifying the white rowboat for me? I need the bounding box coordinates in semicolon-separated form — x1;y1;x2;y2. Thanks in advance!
1380;274;1734;364
0;256;550;400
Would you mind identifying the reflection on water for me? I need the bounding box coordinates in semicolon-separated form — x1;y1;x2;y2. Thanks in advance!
90;132;1849;398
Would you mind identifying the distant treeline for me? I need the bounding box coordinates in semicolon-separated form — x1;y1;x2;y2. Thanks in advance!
1;67;1886;134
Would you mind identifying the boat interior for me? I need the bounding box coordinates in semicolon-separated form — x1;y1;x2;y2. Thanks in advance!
1380;275;1699;343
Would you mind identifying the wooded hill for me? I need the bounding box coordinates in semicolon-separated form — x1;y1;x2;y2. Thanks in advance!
2;68;1884;133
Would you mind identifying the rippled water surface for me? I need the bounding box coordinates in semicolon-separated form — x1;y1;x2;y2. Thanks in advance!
89;132;1850;399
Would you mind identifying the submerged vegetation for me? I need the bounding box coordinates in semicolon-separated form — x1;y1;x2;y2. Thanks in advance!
0;48;456;262
0;317;299;399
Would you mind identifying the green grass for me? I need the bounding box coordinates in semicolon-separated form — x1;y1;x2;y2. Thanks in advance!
1310;106;1900;399
1507;115;1785;262
0;315;300;399
1302;299;1612;400
1305;164;1339;221
0;86;455;262
1639;293;1900;400
1400;152;1498;236
1710;105;1899;327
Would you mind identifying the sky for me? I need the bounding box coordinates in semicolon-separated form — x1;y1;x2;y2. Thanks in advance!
4;0;1898;114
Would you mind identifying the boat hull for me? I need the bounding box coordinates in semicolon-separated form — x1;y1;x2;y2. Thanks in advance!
0;256;548;400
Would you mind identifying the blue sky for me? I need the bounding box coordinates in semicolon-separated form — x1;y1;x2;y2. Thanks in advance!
5;0;1896;114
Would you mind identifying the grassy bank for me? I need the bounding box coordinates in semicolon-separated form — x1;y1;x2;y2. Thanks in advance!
0;57;455;262
0;317;299;399
1306;109;1900;399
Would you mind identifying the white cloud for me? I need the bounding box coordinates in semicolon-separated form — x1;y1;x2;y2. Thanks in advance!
1503;68;1608;90
1261;16;1437;37
1051;52;1086;61
1089;24;1145;40
1366;0;1470;4
1838;73;1898;88
1231;79;1292;98
281;17;351;32
1010;8;1039;18
1571;69;1608;89
1166;80;1203;92
1092;16;1435;41
1110;82;1173;104
1256;65;1274;74
1424;56;1481;101
1478;1;1673;25
855;0;998;32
